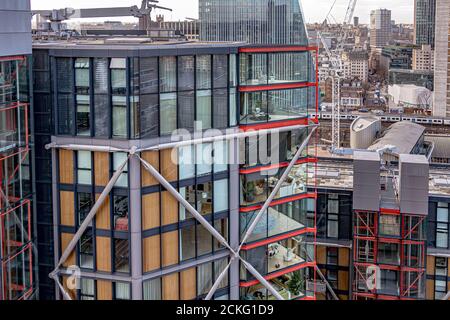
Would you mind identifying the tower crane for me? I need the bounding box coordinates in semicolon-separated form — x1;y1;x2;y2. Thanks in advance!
318;0;357;152
33;0;172;35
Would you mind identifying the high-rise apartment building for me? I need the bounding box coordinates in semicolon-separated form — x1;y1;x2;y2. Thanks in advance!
412;45;435;71
370;9;392;49
342;51;369;83
414;0;436;48
433;0;450;117
0;0;34;300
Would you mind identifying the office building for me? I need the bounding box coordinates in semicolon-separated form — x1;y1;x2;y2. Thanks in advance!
0;0;34;300
370;9;392;49
414;0;436;48
433;0;450;117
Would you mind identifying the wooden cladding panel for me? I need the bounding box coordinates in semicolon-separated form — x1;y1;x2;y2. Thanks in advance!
161;191;178;226
95;194;110;230
338;271;349;291
94;152;110;186
162;273;179;300
59;149;74;184
143;235;161;273
316;246;326;265
161;148;178;182
427;255;435;275
426;279;434;300
142;193;160;230
180;268;196;300
60;191;74;226
97;280;112;300
96;236;111;272
141;151;160;187
61;233;76;267
338;248;350;267
162;231;179;267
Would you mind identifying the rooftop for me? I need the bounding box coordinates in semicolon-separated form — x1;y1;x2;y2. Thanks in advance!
368;121;425;155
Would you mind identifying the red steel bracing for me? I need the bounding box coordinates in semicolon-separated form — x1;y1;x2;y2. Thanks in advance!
238;46;319;300
0;60;32;300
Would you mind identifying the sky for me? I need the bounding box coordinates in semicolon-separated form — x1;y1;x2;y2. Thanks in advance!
31;0;415;24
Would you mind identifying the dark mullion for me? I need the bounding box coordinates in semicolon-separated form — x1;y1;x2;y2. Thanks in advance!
89;58;94;137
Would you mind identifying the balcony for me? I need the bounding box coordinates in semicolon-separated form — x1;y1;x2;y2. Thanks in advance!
241;269;310;300
240;163;308;208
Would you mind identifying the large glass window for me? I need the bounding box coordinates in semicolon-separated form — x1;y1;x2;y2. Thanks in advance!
114;282;131;300
160;57;176;93
178;56;195;91
143;278;161;300
76;95;90;136
140;94;159;138
197;181;213;216
437;202;449;248
79;230;94;269
196;90;212;130
114;239;130;273
113;152;128;188
214;179;228;213
75;58;90;94
113;195;129;231
213;89;228;128
213;140;228;173
197;55;211;89
196;143;212;176
80;279;95;300
77;192;93;225
77;151;92;185
240;53;267;85
213;55;228;88
112;96;127;138
110;58;126;95
160;92;177;135
178;91;195;130
140;57;158;94
93;58;108;94
179;145;195;180
378;243;400;265
180;224;196;261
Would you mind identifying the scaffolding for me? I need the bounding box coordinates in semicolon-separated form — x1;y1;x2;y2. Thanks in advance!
0;54;33;300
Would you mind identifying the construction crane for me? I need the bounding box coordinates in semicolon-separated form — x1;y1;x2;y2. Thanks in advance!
318;0;357;152
33;0;172;35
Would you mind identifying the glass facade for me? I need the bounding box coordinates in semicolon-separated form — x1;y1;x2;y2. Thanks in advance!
199;0;309;45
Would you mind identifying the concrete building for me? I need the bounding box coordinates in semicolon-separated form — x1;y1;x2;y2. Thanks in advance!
433;0;450;117
350;116;382;149
342;51;369;83
414;0;437;48
412;45;435;71
370;9;392;49
0;0;34;300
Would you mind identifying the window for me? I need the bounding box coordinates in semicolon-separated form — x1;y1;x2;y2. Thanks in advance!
93;58;108;94
179;145;195;180
435;257;448;277
77;192;93;225
114;239;129;273
143;278;161;300
180;185;195;221
229;88;237;126
437;202;449;248
213;55;228;88
214;179;228;213
197;224;212;256
113;153;128;188
178;91;195;130
178;56;194;91
114;282;131;300
77;151;92;185
213;140;228;173
112;96;127;138
110;58;126;95
435;280;447;300
76;95;90;136
197;181;212;216
160;56;176;93
378;243;400;265
160;92;177;135
379;214;401;237
196;143;212;176
213;88;228;128
197;55;211;89
180;224;196;261
140;57;158;94
197;262;213;296
113;195;128;231
79;230;94;269
140;94;159;138
326;247;338;265
196;90;212;130
80;278;95;300
75;58;90;94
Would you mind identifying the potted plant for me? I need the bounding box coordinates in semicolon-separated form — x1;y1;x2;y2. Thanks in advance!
287;271;305;297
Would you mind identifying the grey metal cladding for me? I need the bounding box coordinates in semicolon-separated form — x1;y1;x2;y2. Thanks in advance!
0;0;31;56
353;151;381;211
398;154;429;216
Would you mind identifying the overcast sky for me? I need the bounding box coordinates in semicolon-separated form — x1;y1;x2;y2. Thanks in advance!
31;0;414;24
